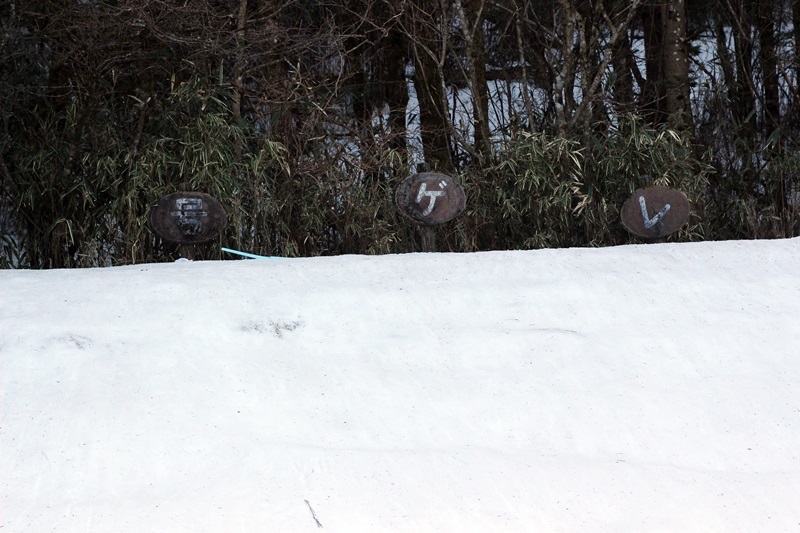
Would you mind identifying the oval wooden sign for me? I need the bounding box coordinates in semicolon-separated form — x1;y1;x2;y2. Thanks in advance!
395;172;466;225
620;185;690;239
150;191;227;244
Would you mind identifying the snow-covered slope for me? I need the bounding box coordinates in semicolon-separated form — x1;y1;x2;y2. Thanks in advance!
2;239;800;531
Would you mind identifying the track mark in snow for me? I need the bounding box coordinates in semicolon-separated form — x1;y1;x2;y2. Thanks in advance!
239;319;303;338
270;320;302;338
530;327;580;335
53;334;92;350
305;499;323;528
240;320;268;333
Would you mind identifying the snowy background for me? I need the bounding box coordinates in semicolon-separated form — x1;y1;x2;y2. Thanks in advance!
2;238;800;531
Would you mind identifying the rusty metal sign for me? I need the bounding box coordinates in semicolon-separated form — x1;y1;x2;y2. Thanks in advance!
620;185;690;239
150;191;227;244
395;172;466;225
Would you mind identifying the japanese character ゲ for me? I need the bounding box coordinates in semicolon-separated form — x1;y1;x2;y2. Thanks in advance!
416;181;447;216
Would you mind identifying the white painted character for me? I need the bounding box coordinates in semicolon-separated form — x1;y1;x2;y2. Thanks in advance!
171;198;208;236
638;196;670;229
416;180;447;216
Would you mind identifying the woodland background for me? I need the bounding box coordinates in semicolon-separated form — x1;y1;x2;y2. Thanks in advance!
2;0;799;268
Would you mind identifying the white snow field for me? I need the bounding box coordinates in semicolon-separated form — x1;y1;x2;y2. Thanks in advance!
2;238;800;532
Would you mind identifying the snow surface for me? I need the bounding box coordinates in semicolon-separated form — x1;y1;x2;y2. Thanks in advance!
2;238;800;532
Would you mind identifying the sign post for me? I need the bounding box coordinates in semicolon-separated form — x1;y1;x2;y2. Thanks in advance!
620;185;690;241
150;191;227;259
395;165;466;252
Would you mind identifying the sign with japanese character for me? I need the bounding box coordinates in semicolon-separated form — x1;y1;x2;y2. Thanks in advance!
150;191;227;243
395;172;466;225
620;185;690;239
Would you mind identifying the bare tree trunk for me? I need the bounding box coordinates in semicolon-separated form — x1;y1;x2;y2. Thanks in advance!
731;0;755;136
455;0;492;165
511;0;534;127
554;0;578;134
409;1;454;172
715;14;735;95
611;28;636;115
757;0;780;133
794;0;800;88
383;23;410;155
232;0;248;157
640;0;690;128
662;0;692;129
756;0;784;232
641;4;666;124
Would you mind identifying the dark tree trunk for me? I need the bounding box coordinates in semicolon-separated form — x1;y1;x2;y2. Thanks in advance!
460;0;492;165
715;14;735;96
410;2;454;173
757;0;780;134
662;0;692;129
732;0;755;136
611;28;635;114
794;0;800;89
641;4;666;124
383;24;410;155
641;0;691;128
